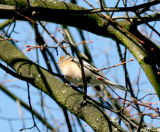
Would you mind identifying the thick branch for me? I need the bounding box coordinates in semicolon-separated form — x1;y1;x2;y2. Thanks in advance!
133;13;160;25
0;1;159;34
0;38;126;132
112;13;160;22
0;0;160;98
80;0;160;13
0;0;159;13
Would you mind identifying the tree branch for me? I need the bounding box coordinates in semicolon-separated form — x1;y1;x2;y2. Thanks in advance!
133;13;160;25
0;0;160;99
0;38;126;132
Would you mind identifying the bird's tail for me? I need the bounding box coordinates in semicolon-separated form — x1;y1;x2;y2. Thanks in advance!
98;77;127;91
106;80;127;91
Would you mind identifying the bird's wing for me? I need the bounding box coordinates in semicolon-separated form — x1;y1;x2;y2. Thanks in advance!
70;58;127;91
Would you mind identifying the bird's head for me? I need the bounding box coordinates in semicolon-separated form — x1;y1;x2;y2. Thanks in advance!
59;55;71;65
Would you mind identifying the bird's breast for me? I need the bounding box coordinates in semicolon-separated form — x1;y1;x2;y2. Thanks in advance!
60;60;83;83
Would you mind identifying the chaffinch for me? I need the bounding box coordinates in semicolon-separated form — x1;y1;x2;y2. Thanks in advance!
59;55;126;91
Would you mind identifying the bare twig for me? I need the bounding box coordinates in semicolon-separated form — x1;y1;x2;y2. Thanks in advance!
15;11;38;25
20;82;41;132
2;17;15;37
96;58;134;71
83;0;145;44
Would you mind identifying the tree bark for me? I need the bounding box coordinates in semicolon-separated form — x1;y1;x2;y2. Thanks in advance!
0;38;126;131
0;0;160;98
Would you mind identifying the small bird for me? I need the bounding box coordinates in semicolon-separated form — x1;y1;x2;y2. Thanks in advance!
59;55;127;91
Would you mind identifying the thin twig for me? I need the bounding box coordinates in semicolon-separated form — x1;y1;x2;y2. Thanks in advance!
15;11;38;25
117;96;160;115
20;82;41;132
83;0;145;44
2;17;15;37
96;58;134;71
